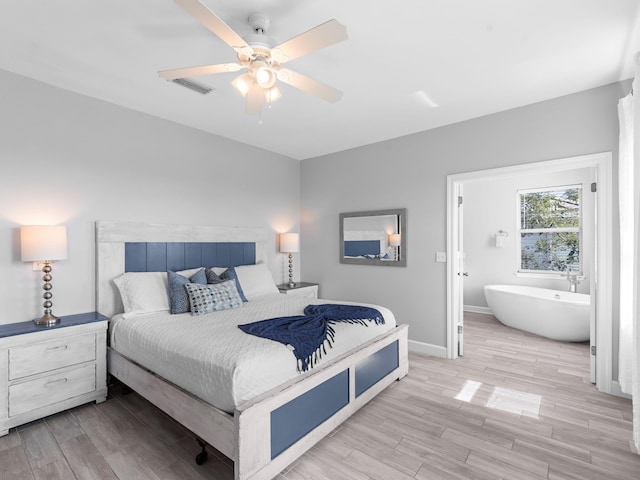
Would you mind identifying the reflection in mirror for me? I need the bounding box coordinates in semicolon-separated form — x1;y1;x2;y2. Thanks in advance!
339;209;406;267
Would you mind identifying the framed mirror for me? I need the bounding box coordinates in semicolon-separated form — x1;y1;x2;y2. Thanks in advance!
339;208;406;266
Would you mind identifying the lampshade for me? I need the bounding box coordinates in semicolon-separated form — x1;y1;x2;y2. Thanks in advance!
280;233;299;253
389;233;401;247
254;63;276;88
264;84;282;103
21;225;68;261
231;73;254;97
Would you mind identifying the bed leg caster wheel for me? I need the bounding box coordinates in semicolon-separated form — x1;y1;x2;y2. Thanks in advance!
195;438;208;465
195;451;208;465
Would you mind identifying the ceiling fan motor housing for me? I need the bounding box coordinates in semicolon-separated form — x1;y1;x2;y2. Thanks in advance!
248;13;270;34
242;13;276;52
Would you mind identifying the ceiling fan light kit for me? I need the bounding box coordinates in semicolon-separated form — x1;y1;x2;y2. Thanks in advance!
159;0;347;116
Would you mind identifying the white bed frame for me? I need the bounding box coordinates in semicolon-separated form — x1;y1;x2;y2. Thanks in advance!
96;221;409;480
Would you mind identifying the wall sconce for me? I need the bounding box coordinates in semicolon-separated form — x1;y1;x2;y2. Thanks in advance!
279;233;299;288
20;225;68;326
389;233;401;261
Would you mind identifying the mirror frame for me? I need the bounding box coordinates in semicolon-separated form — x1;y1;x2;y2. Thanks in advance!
339;208;407;267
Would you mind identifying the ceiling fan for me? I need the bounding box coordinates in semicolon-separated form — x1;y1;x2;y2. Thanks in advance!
159;0;348;116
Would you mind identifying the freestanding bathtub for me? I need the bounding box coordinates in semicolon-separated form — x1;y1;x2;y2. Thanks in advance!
484;284;590;342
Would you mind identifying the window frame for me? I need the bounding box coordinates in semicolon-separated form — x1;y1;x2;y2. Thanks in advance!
516;184;583;276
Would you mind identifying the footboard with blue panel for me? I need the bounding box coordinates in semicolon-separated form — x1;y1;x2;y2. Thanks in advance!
235;325;408;480
270;339;400;459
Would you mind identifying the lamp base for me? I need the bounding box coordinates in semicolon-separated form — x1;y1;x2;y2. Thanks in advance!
34;313;60;327
287;253;296;289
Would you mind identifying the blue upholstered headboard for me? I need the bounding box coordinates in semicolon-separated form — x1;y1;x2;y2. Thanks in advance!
344;240;381;257
124;242;256;272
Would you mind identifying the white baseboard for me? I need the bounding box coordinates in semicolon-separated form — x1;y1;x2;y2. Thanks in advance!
408;340;447;358
611;380;632;399
464;305;493;315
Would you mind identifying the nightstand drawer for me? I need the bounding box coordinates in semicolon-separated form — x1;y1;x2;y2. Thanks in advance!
9;363;96;417
9;333;96;380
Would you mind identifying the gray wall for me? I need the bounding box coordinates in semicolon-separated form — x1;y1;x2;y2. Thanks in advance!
301;80;629;355
0;69;300;324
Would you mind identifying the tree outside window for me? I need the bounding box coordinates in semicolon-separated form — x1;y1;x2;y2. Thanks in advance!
518;186;581;273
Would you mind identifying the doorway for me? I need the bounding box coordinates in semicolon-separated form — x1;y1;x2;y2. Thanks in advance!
446;152;614;394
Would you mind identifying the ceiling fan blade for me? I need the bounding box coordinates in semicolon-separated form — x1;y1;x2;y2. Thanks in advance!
245;84;264;115
270;19;347;63
173;0;251;52
158;63;243;80
277;69;343;103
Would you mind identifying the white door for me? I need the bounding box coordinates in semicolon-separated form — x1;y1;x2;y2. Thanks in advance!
457;183;465;356
589;168;597;383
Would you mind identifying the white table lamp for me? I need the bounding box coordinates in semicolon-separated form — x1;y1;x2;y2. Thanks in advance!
280;233;299;288
21;225;68;326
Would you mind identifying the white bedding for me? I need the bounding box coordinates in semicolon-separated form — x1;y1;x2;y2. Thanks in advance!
109;293;396;413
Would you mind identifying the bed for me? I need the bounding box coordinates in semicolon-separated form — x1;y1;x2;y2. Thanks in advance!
96;221;409;480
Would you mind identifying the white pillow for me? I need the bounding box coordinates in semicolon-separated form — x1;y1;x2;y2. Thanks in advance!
177;267;204;277
233;264;279;300
113;272;170;318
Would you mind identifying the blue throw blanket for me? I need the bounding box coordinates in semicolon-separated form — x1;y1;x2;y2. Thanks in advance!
238;304;384;372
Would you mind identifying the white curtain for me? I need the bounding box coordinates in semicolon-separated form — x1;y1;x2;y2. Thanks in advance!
618;53;640;452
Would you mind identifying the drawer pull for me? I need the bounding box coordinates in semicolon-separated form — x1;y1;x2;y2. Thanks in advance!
45;378;68;387
46;345;68;352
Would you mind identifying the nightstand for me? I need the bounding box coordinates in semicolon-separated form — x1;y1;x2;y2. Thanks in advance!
0;312;108;436
277;282;319;299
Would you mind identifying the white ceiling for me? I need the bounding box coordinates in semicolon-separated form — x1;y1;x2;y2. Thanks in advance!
1;1;639;160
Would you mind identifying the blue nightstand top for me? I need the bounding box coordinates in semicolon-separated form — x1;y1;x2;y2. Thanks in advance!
0;312;108;338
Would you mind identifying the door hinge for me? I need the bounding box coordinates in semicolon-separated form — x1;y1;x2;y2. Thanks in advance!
591;345;596;355
591;182;597;193
458;325;463;334
458;196;463;207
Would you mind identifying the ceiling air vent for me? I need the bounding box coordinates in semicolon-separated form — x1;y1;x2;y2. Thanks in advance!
171;78;213;95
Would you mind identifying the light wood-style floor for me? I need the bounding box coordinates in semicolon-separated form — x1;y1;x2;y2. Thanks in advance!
1;312;638;479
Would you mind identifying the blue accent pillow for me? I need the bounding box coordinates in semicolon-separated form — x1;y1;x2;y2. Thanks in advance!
205;267;224;284
185;281;244;315
167;268;207;314
220;267;248;302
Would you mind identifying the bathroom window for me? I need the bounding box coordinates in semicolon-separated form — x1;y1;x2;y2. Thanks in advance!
517;185;582;274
